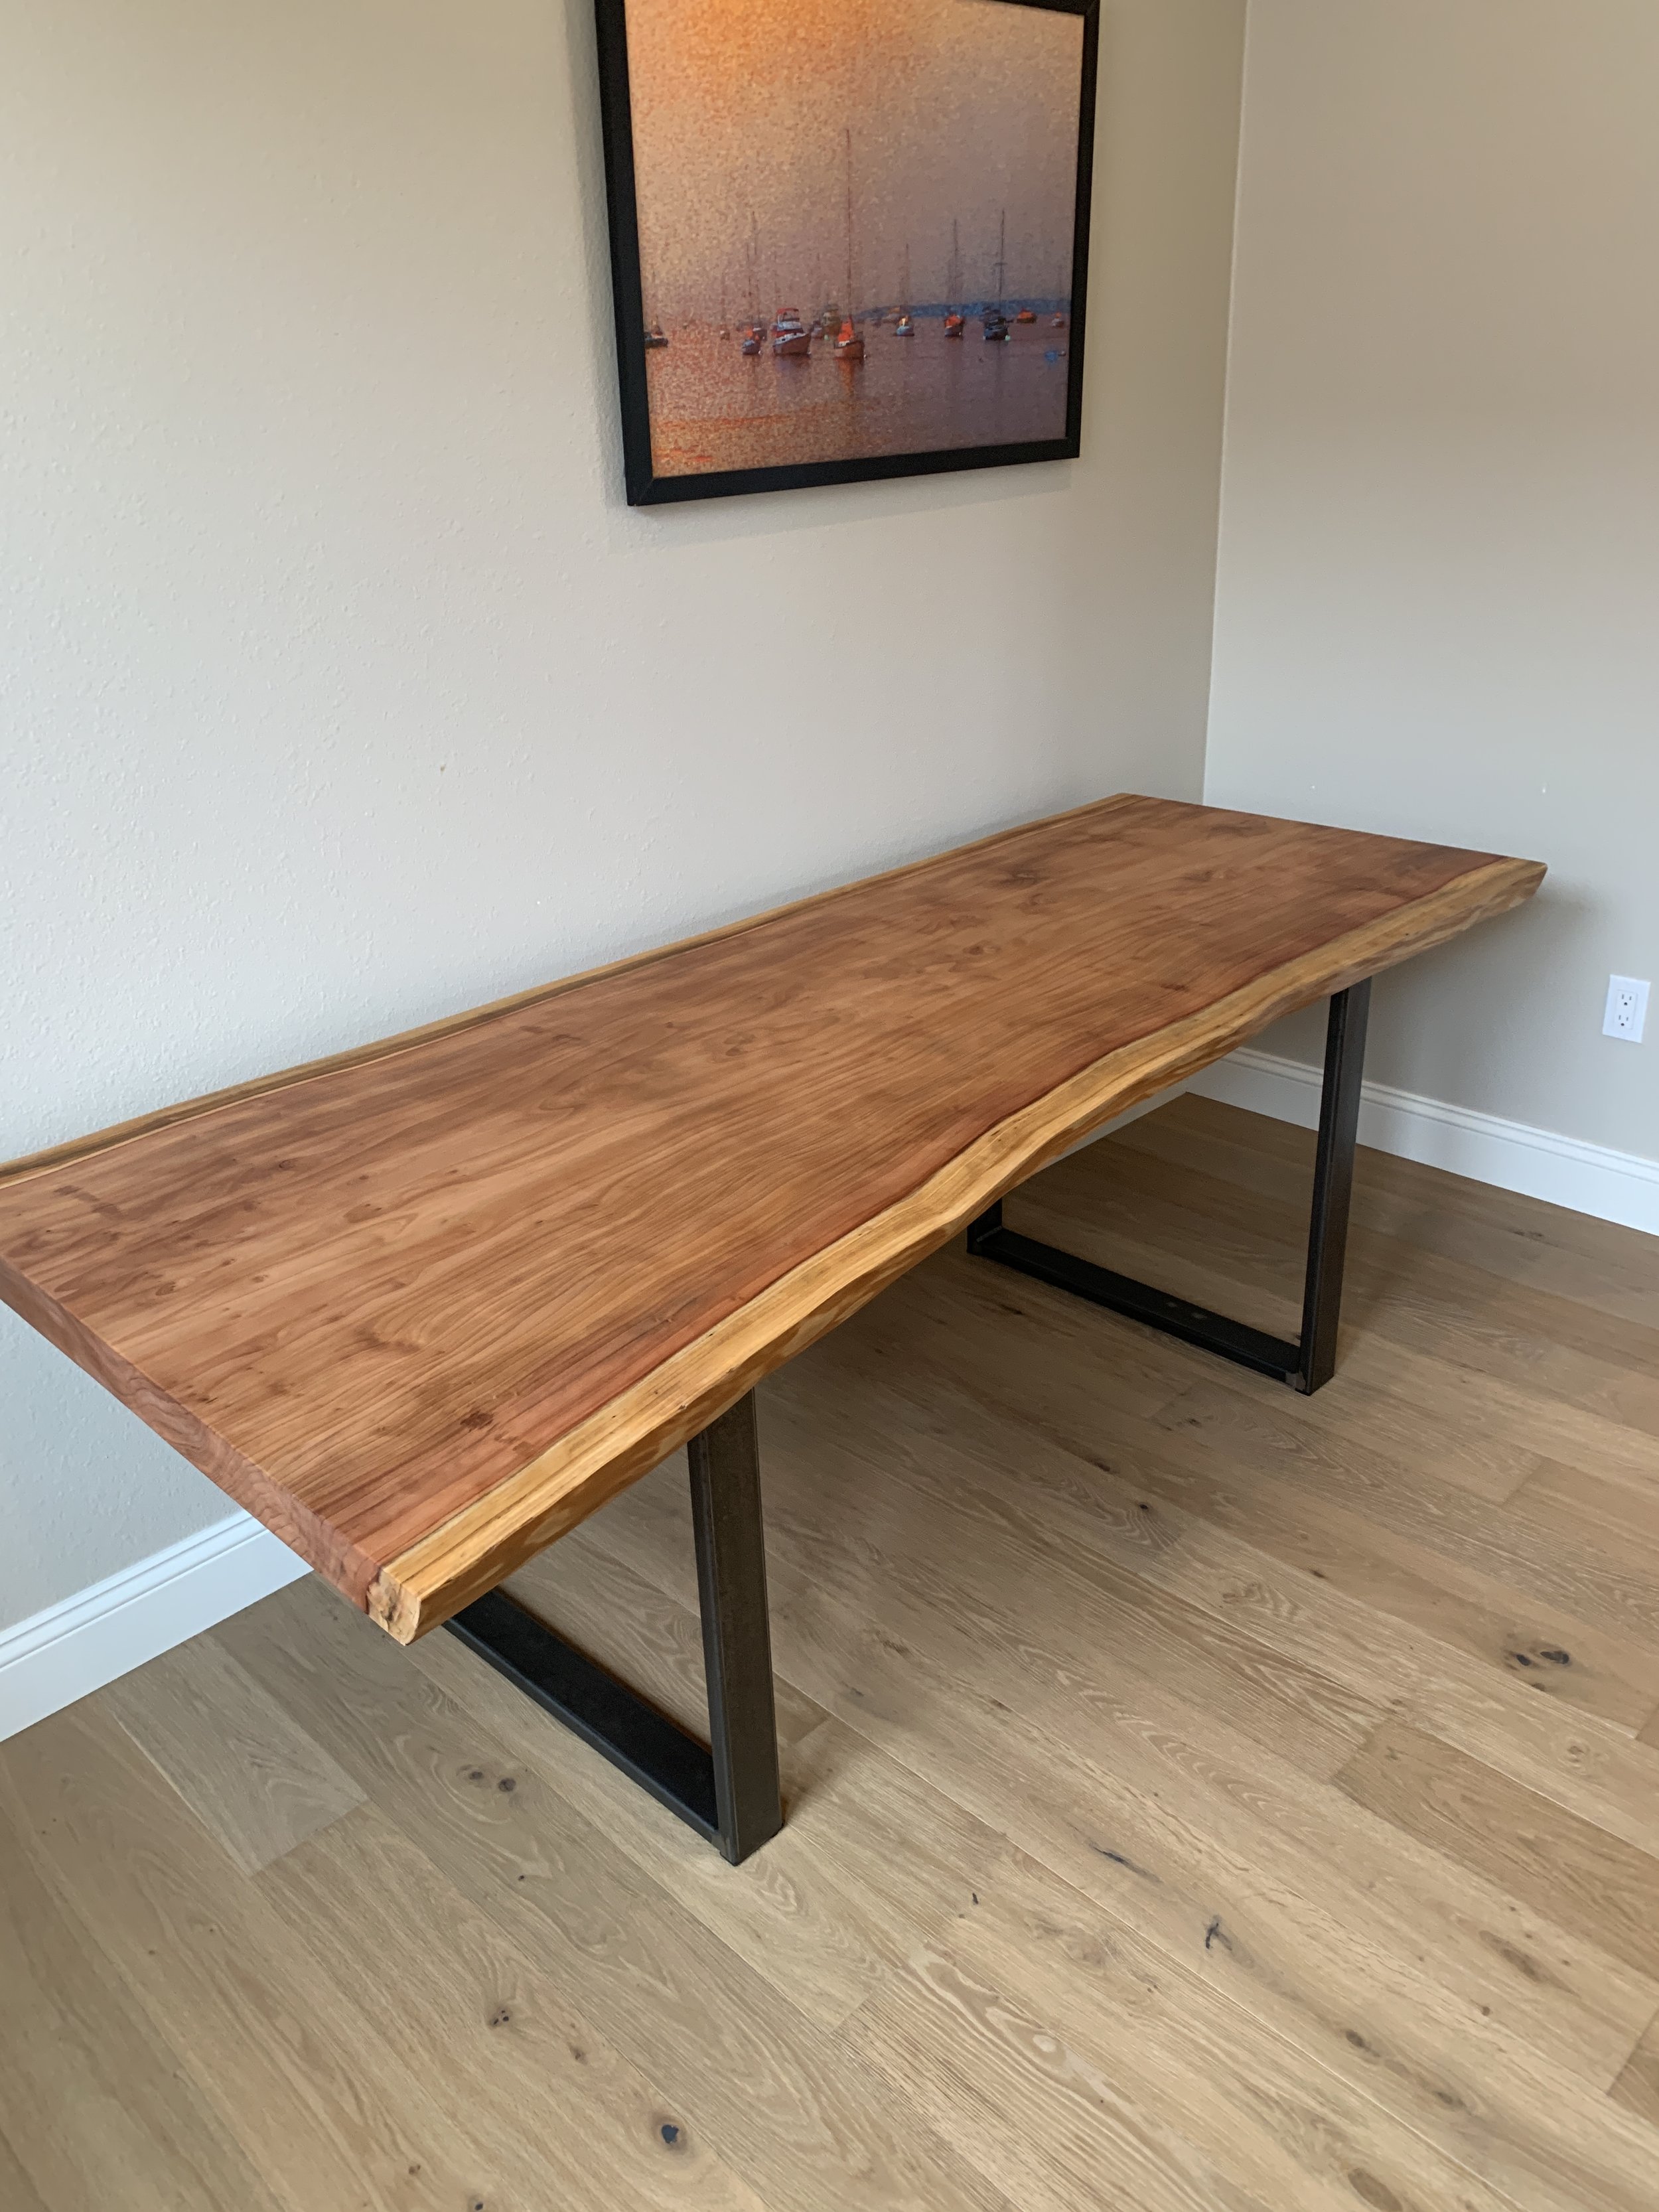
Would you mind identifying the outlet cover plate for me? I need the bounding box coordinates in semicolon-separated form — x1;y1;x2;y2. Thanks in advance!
1603;975;1650;1043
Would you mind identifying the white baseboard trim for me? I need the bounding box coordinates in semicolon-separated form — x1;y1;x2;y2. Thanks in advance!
0;1512;307;1743
1190;1047;1659;1237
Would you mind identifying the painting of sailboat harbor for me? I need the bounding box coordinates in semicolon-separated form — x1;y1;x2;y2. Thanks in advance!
603;0;1096;499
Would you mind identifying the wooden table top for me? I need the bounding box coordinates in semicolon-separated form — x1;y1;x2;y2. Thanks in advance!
0;796;1543;1641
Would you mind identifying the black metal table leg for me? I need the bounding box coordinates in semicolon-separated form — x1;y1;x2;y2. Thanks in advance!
968;980;1372;1395
689;1392;784;1862
1294;980;1370;1391
443;1390;782;1863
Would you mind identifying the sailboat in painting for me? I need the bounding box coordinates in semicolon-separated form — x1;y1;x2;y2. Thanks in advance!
739;215;763;350
982;209;1010;340
943;218;964;337
833;129;865;361
894;245;915;335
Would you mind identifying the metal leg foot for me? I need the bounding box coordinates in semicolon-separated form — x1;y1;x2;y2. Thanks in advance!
445;1390;782;1862
968;981;1372;1394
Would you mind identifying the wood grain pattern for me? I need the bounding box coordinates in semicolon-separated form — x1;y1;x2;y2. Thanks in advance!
102;1633;364;1876
1336;1720;1659;1983
0;796;1544;1639
849;1851;1528;2212
0;1783;287;2212
1612;2012;1659;2128
0;1706;773;2212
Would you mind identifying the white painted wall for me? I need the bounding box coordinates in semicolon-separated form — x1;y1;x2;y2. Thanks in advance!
0;0;1247;1631
1206;0;1659;1159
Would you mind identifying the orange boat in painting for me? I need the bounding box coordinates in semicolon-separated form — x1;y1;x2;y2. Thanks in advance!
943;312;964;338
1015;308;1037;323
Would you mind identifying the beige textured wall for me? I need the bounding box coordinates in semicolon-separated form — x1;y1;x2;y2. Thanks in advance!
1206;0;1659;1157
0;0;1246;1628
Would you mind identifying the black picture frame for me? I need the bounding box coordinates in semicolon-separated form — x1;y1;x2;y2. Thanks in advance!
593;0;1100;506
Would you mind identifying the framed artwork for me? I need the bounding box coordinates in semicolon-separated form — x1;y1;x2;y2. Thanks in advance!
595;0;1100;505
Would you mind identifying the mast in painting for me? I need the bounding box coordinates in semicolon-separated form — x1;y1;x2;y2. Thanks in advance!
834;127;865;360
739;212;763;350
982;208;1010;340
944;217;964;336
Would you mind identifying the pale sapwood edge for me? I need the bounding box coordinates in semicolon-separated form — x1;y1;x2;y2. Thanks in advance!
0;794;1145;1192
366;854;1546;1645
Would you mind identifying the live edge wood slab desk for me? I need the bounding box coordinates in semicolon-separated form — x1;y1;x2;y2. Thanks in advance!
0;797;1544;1864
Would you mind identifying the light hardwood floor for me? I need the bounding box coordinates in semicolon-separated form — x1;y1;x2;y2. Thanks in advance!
3;1093;1658;2212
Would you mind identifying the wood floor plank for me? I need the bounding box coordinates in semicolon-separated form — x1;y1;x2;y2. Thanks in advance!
0;1751;287;2212
1352;1232;1659;1411
1153;1374;1659;1650
752;1545;1659;2211
859;1828;1659;2212
840;1234;1197;1424
1330;1331;1659;1497
783;1319;1659;1854
1352;1161;1659;1328
0;1700;607;2212
589;1397;1659;2093
1331;1244;1659;1439
425;1525;1659;2212
772;1396;1388;1783
220;1576;1021;2212
1611;2009;1659;2128
0;2129;50;2212
857;1934;1283;2212
259;1805;777;2212
102;1629;364;1874
1143;1380;1659;1712
1520;1455;1659;1559
584;1384;1383;1788
852;1848;1522;2212
1017;1175;1542;1505
895;1256;1659;1733
1338;1721;1659;1984
414;1602;1010;2034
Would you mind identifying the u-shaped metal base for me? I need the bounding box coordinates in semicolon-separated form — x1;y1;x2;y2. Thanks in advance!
967;982;1372;1394
445;1391;784;1863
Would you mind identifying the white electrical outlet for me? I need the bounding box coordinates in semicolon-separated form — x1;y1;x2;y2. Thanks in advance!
1603;974;1650;1043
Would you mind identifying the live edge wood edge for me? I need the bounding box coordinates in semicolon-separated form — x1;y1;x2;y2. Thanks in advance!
360;852;1541;1643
